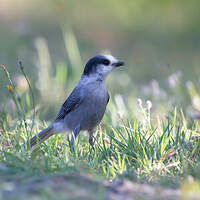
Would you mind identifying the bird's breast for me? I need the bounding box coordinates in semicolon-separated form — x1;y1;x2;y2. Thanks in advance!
64;82;109;131
85;84;108;111
80;83;108;129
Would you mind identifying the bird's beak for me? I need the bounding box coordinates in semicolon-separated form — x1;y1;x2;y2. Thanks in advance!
112;61;125;67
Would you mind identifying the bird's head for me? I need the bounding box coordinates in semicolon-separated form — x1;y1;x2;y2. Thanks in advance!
83;55;124;80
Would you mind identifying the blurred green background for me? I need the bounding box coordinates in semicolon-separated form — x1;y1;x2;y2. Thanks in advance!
1;0;200;120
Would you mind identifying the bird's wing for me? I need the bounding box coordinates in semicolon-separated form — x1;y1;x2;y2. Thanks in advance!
54;87;84;122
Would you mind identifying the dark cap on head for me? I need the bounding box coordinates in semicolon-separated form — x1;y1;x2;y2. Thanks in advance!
83;55;107;75
83;55;124;75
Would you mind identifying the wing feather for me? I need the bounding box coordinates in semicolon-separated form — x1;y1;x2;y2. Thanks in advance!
54;87;83;122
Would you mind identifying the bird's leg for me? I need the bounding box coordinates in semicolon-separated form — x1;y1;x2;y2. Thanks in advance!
70;127;80;152
88;129;97;151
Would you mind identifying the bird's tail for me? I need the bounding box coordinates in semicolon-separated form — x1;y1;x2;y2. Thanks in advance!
26;125;55;148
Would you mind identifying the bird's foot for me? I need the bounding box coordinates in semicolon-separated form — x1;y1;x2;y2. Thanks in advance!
67;136;75;153
89;135;95;151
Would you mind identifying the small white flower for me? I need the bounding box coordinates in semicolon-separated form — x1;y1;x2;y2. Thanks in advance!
146;100;152;110
168;71;182;88
137;98;142;106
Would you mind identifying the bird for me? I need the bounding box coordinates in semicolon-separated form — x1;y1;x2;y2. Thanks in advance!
27;54;124;149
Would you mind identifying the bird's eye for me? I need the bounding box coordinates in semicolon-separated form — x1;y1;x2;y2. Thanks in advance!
102;59;110;66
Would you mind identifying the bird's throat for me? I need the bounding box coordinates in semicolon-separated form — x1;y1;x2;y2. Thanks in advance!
97;73;103;82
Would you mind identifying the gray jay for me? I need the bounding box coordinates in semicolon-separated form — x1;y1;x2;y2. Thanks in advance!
28;54;124;149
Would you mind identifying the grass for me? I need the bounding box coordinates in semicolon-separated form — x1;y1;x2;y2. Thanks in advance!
0;73;200;199
0;34;200;199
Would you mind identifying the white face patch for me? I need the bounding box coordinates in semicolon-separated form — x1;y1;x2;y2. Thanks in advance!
96;54;118;76
82;54;122;82
103;55;118;64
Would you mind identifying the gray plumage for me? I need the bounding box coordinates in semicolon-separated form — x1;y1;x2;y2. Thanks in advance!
27;54;124;149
